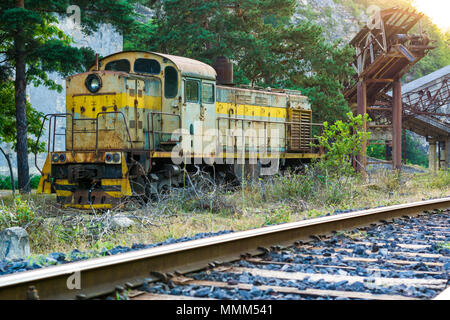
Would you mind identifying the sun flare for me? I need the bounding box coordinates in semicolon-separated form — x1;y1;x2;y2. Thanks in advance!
412;0;450;31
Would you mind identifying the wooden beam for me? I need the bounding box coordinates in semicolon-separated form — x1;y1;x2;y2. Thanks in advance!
366;78;394;83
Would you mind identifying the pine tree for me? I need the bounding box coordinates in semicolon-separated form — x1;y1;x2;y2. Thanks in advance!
125;0;355;123
0;0;139;193
0;80;44;153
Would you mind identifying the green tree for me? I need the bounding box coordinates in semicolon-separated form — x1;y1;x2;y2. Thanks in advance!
367;131;428;167
125;0;355;123
0;80;45;153
367;142;386;160
315;112;371;175
0;0;139;193
403;132;428;167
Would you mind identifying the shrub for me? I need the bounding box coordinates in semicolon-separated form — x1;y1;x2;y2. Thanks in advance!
14;196;36;225
314;112;371;176
0;196;36;228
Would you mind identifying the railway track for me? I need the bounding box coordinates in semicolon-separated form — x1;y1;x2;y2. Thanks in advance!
0;197;449;300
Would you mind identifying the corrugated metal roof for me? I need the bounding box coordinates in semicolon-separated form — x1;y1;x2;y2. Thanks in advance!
402;65;450;93
386;65;450;97
155;52;217;80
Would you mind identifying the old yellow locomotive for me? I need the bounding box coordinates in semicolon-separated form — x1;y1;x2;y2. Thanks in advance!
36;51;320;209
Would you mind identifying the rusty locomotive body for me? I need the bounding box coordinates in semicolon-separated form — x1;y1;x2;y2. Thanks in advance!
36;51;320;209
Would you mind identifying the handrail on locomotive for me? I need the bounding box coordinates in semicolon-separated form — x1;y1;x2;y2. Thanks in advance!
34;111;136;174
35;111;322;175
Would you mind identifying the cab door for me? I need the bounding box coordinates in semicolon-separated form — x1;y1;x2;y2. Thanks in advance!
183;78;202;158
126;78;146;149
143;77;162;150
201;81;217;160
160;65;180;148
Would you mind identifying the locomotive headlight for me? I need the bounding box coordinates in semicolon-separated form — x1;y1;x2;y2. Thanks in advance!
85;74;102;93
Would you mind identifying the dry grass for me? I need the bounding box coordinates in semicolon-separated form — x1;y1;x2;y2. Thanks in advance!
0;169;448;256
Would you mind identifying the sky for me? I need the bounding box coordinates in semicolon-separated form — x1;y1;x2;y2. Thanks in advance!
412;0;450;31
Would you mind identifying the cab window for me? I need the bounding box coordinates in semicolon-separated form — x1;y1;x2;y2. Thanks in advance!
185;80;200;103
134;58;161;74
105;59;130;72
164;66;178;98
202;83;214;104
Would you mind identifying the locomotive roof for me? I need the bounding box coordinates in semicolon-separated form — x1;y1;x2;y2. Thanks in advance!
156;52;217;81
93;51;217;81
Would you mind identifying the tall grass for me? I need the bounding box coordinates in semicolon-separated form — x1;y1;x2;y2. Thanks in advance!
264;164;360;207
410;170;450;190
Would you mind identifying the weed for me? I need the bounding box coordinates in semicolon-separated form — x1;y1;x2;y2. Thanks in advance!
306;209;322;218
262;206;291;226
436;242;450;250
14;196;36;225
264;165;358;209
377;170;402;192
337;230;368;240
0;196;37;228
427;170;450;189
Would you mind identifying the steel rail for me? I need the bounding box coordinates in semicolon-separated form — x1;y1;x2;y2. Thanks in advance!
0;197;448;300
